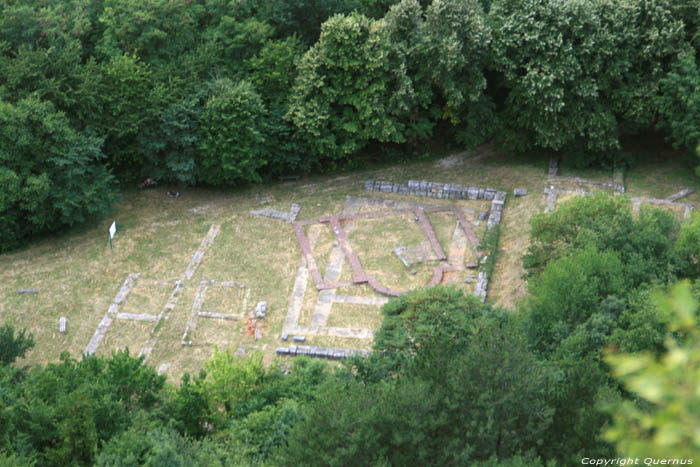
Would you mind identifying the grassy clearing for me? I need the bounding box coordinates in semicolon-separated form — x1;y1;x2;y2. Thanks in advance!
349;214;435;291
558;159;615;183
302;335;374;351
2;141;695;381
623;134;700;204
326;303;384;329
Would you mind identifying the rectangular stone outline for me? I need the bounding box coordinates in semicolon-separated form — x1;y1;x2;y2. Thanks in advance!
181;279;248;346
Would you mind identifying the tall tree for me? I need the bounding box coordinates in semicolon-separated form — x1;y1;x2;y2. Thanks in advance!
197;79;269;185
0;96;117;251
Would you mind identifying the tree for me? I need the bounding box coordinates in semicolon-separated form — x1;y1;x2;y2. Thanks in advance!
605;282;700;458
74;53;164;179
0;323;34;366
423;0;492;123
657;50;700;161
673;211;700;278
203;349;266;420
439;318;554;463
282;379;391;466
171;371;210;439
197;79;269;185
288;12;406;161
373;286;489;378
96;0;204;66
489;0;686;163
0;96;118;252
524;246;626;355
524;193;676;286
247;36;315;175
138;95;200;186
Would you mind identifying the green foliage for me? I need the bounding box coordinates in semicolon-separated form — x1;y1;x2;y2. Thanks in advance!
439;318;553;462
673;211;700;278
96;422;239;467
0;322;34;366
0;96;118;252
288;12;406;161
170;371;210;439
247;36;314;175
525;246;626;356
282;379;390;466
479;223;500;279
75;53;164;178
203;349;266;419
610;287;669;355
373;286;488;377
524;193;676;286
538;356;616;463
228;399;301;462
197;79;269;185
423;0;491;113
657;50;700;167
1;350;166;466
248;36;305;108
139;95;201;186
97;0;204;65
489;0;686;160
605;282;700;458
262;0;363;46
285;304;554;465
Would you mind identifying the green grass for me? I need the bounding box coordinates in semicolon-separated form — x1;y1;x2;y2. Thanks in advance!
1;141;695;381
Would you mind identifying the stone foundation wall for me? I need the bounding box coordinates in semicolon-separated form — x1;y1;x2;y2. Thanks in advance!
276;345;371;360
365;179;502;201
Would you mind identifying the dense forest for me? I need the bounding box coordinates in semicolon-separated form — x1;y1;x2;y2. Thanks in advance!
2;0;700;464
1;0;699;250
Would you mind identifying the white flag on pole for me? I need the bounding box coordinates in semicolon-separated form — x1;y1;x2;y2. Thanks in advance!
109;221;117;239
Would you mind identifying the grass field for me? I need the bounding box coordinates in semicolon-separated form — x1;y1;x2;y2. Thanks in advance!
2;141;697;382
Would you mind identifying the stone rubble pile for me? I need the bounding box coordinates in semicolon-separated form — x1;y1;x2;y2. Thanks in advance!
255;301;268;318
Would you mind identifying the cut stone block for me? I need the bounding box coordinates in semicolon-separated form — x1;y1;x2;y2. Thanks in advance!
250;208;288;221
513;188;528;197
666;188;695;202
255;301;268;318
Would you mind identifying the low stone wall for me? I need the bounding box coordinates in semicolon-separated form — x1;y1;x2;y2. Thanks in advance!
365;179;500;201
276;345;371;360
